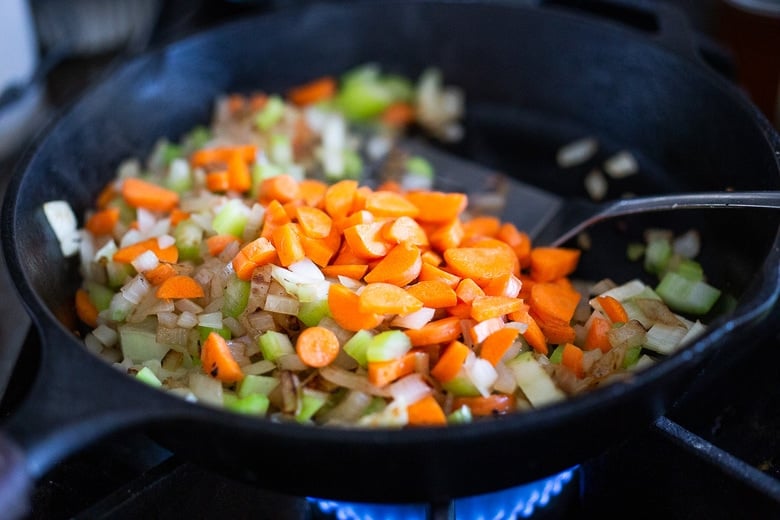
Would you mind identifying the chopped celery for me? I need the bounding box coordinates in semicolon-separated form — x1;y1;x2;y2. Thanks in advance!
656;272;721;315
297;299;331;327
238;374;280;398
296;388;329;423
366;330;411;362
343;329;374;368
212;199;248;238
406;156;434;179
342;149;364;179
109;292;134;321
165;158;192;193
161;142;182;165
549;344;565;364
183;125;211;152
507;352;566;407
269;134;293;166
336;65;395;121
222;275;250;318
86;281;114;312
643;323;688;355
255;95;285;131
198;326;231;342
382;74;414;102
173;219;203;262
626;242;645;262
447;404;473;425
107;197;136;225
362;396;387;416
119;319;171;362
644;237;672;274
258;330;295;361
226;393;270;416
136;366;163;388
441;373;481;397
622;345;642;368
674;258;704;282
107;261;134;289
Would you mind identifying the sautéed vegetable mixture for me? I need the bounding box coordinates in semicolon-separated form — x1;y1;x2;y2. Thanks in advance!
59;66;721;427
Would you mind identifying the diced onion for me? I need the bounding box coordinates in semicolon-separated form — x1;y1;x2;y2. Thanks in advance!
198;311;224;329
391;307;435;329
389;374;431;405
121;275;151;304
189;373;223;406
176;311;199;329
604;150;639;178
84;333;104;354
673;230;701;259
584;169;608;201
43;200;80;257
320;366;391;397
242;359;277;376
92;324;118;347
264;294;300;316
556;137;598;168
131;250;159;273
465;356;498;397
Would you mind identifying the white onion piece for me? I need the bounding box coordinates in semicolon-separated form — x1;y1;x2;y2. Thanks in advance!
136;208;156;233
120;229;143;248
43;200;81;257
465;357;498;397
156;234;176;249
92;324;118;347
175;299;203;314
264;294;300;316
189;373;223;406
493;362;517;394
84;333;103;354
604;150;639;178
556;137;598;168
277;354;308;372
391;307;435;330
673;230;701;259
121;275;150;304
337;276;363;291
242;359;276;376
584;169;608;201
505;321;529;334
322;390;373;424
288;258;325;281
198;311;223;329
319;366;391;397
131;250;159;273
389;374;431;405
176;311;198;329
156;312;179;328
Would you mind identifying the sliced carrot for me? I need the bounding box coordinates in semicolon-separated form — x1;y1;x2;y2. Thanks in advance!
447;302;474;319
512;310;548;355
351;186;372;214
75;288;98;328
421;250;443;266
381;101;416;128
561;343;584;378
145;263;177;285
190;145;256;168
429;218;464;252
328;284;384;332
497;222;532;268
334;209;373;234
332;241;368;266
470;296;523;322
406;395;447;426
299;234;337;267
295;205;332;239
271;223;305;267
364;190;420;218
170;209;190;227
375;180;402;193
382;216;429;247
96;183;117;209
529;282;580;325
227;151;252;192
232;251;256;281
461;216;501;239
206;234;240;257
406;280;457;309
259;174;300;204
240;236;277;264
298;179;328;208
405;316;463;347
443;246;516;286
343;222;390;260
359;283;424;315
296;326;340;367
452;394;515;416
264;199;292;226
121;178;179;213
206;171;229;192
483;272;522;298
114;238;179;264
430;340;470;383
201;332;244;383
480;327;520;366
364;242;421;286
287;76;337;106
324;179;358;220
529;247;580;282
156;275;205;299
368;352;418;387
584;316;612;353
406;191;468;223
596;295;629;324
85;207;120;235
533;314;576;345
418;262;461;288
321;264;368;280
455;278;485;304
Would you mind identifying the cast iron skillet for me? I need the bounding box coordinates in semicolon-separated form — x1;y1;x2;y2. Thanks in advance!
2;0;780;513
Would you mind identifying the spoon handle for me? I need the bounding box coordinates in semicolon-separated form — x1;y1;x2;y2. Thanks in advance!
550;191;780;246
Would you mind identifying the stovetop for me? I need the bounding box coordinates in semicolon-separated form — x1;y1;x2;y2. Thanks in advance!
1;1;779;518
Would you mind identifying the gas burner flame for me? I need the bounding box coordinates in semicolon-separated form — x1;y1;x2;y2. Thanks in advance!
310;466;577;520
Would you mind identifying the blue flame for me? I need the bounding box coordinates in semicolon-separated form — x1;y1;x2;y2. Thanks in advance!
309;466;577;520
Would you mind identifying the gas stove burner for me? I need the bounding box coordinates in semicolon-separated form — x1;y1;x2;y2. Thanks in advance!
309;466;577;520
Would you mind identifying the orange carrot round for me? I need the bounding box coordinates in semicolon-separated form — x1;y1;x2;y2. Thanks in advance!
296;326;340;367
363;242;422;286
156;275;205;299
359;283;424;316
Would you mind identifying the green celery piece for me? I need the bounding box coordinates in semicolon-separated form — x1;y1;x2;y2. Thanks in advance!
258;330;295;361
549;344;565;364
269;134;293;166
644;237;672;275
226;393;270;416
405;156;434;180
337;65;394;121
343;329;374;368
238;374;280;398
212;199;248;237
173;219;203;262
107;261;134;289
441;374;481;397
675;258;704;282
135;366;162;388
447;404;473;425
622;345;642;368
296;389;329;423
366;330;411;362
222;275;250;318
508;352;566;407
297;299;331;327
165;158;192;193
342;149;364;179
86;281;114;312
183;126;211;152
119;319;171;362
198;326;231;342
107;197;136;226
382;74;414;102
655;272;721;315
626;242;645;262
361;396;387;417
255;95;286;132
161;143;182;166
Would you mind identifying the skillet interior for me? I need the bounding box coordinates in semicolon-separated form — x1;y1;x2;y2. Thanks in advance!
3;1;780;501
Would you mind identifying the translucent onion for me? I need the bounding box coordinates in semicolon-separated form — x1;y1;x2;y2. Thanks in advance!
92;324;118;347
264;294;300;316
288;258;325;281
556;137;598;168
673;230;701;259
493;362;517;394
176;311;199;329
175;299;203;314
321;390;373;424
198;311;224;329
391;307;435;330
121;275;150;304
465;357;498;397
189;373;223;406
84;333;103;355
242;359;276;376
157;312;179;328
389;374;431;405
319;366;391;397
